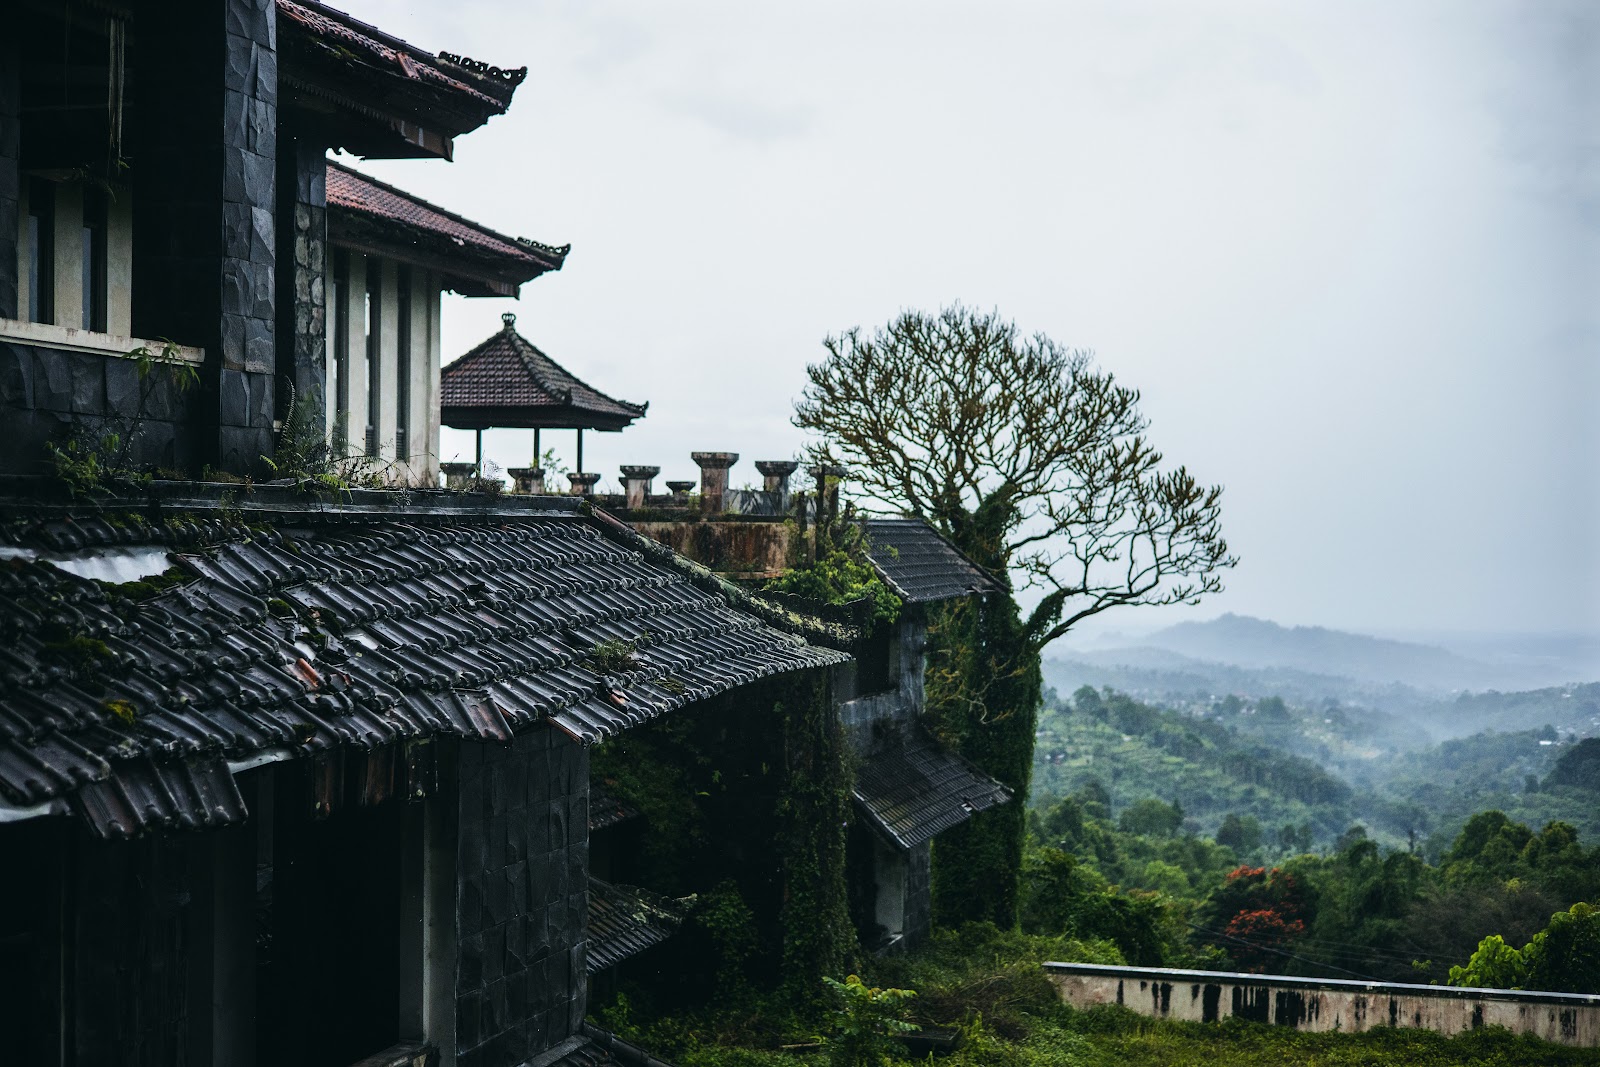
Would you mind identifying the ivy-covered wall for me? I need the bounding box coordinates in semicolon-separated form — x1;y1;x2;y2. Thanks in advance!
588;667;856;1010
925;594;1041;929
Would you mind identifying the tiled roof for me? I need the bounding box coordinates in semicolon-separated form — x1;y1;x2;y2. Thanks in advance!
326;161;568;290
0;498;847;838
278;0;517;114
441;315;648;431
588;785;641;833
853;729;1012;850
862;518;1003;604
586;878;685;974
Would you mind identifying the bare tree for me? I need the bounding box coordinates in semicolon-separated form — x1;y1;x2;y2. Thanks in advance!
794;305;1236;649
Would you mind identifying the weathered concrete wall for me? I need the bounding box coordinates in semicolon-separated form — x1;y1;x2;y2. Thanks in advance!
632;518;792;579
1045;962;1600;1048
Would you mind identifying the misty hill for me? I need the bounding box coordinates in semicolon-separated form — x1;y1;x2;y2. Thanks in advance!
1044;646;1437;716
1139;613;1493;690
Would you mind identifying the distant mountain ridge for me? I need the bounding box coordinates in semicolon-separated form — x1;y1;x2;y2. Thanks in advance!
1141;613;1486;690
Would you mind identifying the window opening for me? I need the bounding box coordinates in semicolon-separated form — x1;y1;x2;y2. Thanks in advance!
26;179;54;325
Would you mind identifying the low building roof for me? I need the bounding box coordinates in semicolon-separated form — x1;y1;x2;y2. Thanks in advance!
0;488;847;839
441;314;648;432
588;785;641;833
278;0;521;159
585;878;686;974
327;161;568;297
852;729;1012;850
862;518;1004;604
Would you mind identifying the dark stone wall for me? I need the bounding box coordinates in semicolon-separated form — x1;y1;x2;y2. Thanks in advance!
457;728;590;1067
276;136;327;435
0;32;19;321
0;342;195;475
131;0;277;475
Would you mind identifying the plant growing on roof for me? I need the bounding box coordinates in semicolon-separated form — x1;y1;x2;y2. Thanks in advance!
589;638;640;674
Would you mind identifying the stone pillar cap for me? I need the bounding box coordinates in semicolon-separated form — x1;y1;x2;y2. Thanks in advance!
809;463;848;478
665;480;696;491
568;472;603;484
507;466;544;476
690;451;739;469
755;460;800;475
440;462;477;473
619;465;661;478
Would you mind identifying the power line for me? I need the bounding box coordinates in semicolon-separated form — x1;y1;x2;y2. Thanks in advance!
1187;922;1387;983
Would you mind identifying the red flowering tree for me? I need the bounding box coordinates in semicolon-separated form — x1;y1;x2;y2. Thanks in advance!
1199;865;1316;972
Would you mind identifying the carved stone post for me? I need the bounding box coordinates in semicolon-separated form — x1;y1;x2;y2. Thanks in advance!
440;461;476;490
507;467;545;495
665;480;695;507
619;465;660;509
568;472;602;497
755;460;799;510
691;451;738;514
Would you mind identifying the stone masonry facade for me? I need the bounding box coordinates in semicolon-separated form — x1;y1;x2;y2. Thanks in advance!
456;728;590;1067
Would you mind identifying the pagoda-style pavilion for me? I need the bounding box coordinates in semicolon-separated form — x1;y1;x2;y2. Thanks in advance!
440;313;647;486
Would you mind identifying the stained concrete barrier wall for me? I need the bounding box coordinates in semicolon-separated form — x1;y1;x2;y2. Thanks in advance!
1044;962;1600;1048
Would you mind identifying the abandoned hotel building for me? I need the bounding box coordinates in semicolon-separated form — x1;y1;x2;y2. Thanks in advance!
0;2;1013;1065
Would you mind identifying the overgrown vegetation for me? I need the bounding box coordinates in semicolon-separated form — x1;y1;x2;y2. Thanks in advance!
47;341;198;495
764;512;899;631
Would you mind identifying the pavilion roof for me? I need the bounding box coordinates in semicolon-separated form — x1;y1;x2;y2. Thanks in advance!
440;314;647;432
326;161;567;297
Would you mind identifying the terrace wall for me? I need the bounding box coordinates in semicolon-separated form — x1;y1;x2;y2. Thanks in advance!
1044;962;1600;1048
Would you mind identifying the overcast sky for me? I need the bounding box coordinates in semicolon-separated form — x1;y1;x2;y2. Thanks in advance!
345;0;1598;639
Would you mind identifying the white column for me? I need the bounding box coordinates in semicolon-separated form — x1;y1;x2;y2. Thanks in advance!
15;181;28;320
53;185;84;330
376;258;399;461
424;276;443;486
343;253;369;459
107;187;133;336
404;267;430;478
324;260;339;441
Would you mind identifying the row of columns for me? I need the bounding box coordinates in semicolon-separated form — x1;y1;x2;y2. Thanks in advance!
440;453;832;512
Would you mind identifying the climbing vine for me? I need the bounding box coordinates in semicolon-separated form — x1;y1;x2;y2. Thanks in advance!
777;667;858;1005
924;593;1041;930
588;669;858;1014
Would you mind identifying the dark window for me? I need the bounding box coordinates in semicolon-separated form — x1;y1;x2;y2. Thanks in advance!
365;265;381;456
396;266;412;459
26;179;54;324
257;759;414;1067
82;188;108;333
0;821;64;1063
332;251;350;453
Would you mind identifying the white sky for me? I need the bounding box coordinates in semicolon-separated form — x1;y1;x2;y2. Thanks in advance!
343;0;1599;637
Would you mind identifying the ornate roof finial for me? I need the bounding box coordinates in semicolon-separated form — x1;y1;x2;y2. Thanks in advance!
502;312;517;330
